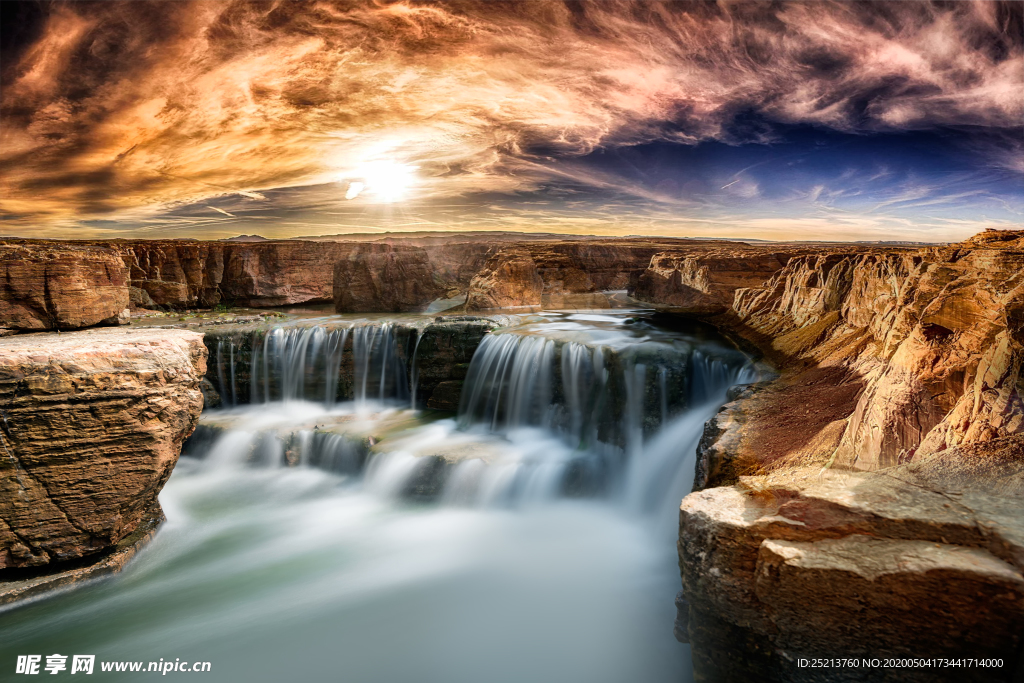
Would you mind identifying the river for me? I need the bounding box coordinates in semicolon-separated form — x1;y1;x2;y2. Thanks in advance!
2;308;757;682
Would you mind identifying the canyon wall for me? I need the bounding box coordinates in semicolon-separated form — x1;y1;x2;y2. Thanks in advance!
0;235;776;330
720;229;1024;475
465;239;693;310
631;246;832;315
632;229;1024;681
0;328;206;570
0;242;130;331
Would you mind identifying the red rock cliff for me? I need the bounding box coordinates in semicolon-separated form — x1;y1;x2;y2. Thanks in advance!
0;328;206;569
0;242;130;331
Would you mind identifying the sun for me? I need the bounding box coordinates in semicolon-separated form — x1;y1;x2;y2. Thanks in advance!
346;160;418;203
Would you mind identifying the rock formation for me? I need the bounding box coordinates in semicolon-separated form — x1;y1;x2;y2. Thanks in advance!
0;242;130;331
0;328;206;570
678;466;1024;682
701;229;1024;476
332;244;445;312
466;240;684;309
631;246;832;315
639;229;1024;681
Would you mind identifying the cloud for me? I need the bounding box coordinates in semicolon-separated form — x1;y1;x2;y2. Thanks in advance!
0;0;1020;232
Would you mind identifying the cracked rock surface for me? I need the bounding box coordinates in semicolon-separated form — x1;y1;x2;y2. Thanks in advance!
678;466;1024;682
0;328;206;569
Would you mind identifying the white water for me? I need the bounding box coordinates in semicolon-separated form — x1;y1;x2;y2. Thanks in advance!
2;310;756;683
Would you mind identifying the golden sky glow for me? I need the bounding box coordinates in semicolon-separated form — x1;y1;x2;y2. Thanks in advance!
0;1;1021;241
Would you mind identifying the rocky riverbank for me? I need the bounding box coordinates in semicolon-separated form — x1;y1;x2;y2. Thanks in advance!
0;328;206;593
637;229;1024;681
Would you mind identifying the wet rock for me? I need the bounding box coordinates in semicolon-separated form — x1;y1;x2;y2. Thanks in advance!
0;328;206;570
412;317;499;408
0;242;130;331
0;503;163;606
425;380;464;411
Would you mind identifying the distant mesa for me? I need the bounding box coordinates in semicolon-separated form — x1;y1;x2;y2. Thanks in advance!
221;234;269;242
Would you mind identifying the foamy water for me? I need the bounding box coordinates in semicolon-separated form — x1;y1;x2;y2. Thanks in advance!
2;310;756;682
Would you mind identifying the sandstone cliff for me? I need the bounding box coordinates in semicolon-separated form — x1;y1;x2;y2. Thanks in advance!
631;246;830;315
465;240;685;310
0;242;130;331
653;229;1024;680
705;229;1024;477
0;328;206;570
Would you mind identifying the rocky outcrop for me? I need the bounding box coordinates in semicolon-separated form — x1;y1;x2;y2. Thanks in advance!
722;230;1024;473
667;229;1024;680
0;242;130;331
466;240;685;310
0;328;206;570
632;247;828;315
333;244;445;312
678;465;1024;682
412;317;498;410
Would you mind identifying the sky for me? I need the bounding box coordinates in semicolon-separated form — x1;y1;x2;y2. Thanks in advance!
0;0;1021;242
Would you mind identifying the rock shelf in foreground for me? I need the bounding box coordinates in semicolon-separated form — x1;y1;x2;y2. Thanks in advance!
0;328;206;571
678;466;1024;682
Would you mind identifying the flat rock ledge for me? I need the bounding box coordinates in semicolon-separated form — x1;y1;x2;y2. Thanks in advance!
678;467;1024;683
0;328;206;585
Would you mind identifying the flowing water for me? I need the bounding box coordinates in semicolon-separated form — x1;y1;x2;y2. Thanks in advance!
2;309;757;683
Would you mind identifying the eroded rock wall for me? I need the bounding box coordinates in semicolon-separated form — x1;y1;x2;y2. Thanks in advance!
0;242;130;331
0;328;206;569
465;240;683;309
726;230;1024;472
632;247;824;315
670;229;1024;681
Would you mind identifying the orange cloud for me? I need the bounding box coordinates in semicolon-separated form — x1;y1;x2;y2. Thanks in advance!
0;0;1020;234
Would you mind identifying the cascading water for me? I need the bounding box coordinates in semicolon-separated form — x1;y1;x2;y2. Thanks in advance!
4;309;758;683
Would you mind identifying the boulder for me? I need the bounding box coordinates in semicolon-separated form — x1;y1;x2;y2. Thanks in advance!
0;328;206;569
678;467;1024;682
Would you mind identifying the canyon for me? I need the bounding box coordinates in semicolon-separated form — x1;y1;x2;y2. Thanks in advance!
0;229;1021;681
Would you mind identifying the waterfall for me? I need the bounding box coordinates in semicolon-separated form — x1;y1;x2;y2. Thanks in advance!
195;314;758;516
239;323;404;406
351;323;408;407
409;330;423;409
458;334;555;431
444;330;757;510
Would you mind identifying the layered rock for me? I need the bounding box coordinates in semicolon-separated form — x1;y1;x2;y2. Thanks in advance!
667;229;1024;679
721;229;1024;473
0;328;206;570
466;240;684;309
632;247;826;314
118;240;356;309
678;465;1024;682
333;244;445;313
0;242;130;331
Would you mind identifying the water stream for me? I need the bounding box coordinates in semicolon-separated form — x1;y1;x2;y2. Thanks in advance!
1;309;756;683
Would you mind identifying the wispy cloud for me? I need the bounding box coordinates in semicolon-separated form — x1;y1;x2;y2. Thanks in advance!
0;0;1020;237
